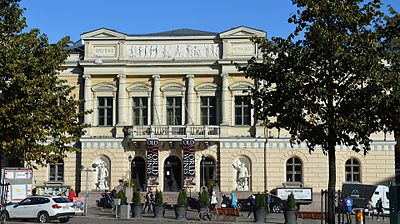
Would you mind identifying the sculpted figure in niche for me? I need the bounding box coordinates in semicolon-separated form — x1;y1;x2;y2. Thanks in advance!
232;159;250;191
94;160;109;190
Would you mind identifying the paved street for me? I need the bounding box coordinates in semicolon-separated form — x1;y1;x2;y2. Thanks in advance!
6;205;391;224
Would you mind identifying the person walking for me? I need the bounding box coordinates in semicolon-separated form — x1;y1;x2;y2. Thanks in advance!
247;194;256;218
376;198;384;221
344;194;353;224
367;199;374;219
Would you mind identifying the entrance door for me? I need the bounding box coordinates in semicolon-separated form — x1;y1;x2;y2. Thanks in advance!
200;156;215;189
131;157;146;191
164;156;181;192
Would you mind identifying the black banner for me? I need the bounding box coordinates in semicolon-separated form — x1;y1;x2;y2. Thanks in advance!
182;138;196;188
146;138;159;186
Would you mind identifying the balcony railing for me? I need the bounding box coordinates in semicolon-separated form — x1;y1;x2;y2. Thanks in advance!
123;125;220;139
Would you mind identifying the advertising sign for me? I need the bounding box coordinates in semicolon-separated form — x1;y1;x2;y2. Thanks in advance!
182;138;196;188
276;188;313;204
146;138;159;186
11;184;27;201
73;197;86;214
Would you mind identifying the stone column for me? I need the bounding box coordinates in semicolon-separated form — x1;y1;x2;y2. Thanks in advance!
152;74;161;125
83;74;92;125
186;74;195;124
117;74;127;125
221;73;229;125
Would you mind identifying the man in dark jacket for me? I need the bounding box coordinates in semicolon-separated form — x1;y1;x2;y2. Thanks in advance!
247;195;256;218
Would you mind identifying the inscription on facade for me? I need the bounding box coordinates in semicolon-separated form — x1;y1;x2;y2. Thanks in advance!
127;44;219;59
94;46;116;57
230;43;255;56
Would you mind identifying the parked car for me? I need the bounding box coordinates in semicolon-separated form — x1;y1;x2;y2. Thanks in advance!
0;195;75;223
237;194;285;213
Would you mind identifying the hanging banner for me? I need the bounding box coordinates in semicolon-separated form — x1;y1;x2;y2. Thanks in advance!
146;138;159;186
182;138;196;188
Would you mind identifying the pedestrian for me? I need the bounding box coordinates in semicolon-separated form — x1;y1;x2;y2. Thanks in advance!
143;191;153;213
68;188;75;202
265;190;271;213
367;199;374;219
344;194;353;224
211;191;218;209
376;198;384;221
247;194;256;218
231;191;237;209
222;194;228;207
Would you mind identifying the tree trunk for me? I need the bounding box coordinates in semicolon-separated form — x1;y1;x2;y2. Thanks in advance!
327;144;336;224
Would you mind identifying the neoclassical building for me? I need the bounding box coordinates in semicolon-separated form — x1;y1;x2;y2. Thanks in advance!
32;26;395;197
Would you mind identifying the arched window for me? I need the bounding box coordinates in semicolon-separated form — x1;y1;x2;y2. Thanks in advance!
286;157;302;183
345;158;360;182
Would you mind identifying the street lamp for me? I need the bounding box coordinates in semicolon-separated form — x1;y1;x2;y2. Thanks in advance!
128;155;133;189
80;164;97;216
202;155;206;188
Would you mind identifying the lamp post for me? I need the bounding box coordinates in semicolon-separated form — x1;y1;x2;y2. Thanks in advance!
80;164;97;216
202;155;205;188
128;155;133;189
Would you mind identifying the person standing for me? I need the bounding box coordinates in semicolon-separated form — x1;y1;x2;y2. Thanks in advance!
344;195;353;224
231;191;237;208
367;199;374;219
376;198;384;221
68;188;75;202
247;194;256;218
211;191;218;209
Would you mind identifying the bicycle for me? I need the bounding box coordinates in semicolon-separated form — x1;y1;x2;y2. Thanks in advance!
198;207;212;221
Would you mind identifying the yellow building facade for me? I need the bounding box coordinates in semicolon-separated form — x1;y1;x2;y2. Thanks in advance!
32;26;395;199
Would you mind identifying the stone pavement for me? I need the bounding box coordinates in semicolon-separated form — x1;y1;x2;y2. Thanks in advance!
5;205;390;223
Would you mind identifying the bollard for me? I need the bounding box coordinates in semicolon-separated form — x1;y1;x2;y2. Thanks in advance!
355;209;364;224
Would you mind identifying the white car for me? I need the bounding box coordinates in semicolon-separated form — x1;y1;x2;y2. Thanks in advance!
0;195;75;223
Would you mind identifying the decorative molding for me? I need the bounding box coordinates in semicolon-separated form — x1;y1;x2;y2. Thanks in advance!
91;83;117;93
126;44;219;59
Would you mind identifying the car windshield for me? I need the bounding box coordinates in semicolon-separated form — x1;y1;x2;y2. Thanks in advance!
53;197;70;203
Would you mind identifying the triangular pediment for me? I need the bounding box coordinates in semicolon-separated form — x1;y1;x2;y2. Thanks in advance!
81;28;126;39
219;26;266;38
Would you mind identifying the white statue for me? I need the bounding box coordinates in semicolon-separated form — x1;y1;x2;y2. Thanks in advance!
94;159;109;190
232;159;250;191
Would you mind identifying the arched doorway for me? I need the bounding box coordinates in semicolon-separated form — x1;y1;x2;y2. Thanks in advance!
200;156;216;190
131;157;146;191
164;156;182;192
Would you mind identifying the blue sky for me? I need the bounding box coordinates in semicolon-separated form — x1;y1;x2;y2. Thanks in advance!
20;0;400;43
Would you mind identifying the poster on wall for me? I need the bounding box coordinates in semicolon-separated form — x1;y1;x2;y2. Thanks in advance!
146;138;159;187
11;184;27;201
182;138;196;188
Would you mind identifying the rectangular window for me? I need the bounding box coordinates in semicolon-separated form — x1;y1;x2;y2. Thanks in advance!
98;97;113;126
166;97;182;125
132;97;148;125
200;96;217;125
235;96;251;125
49;163;64;182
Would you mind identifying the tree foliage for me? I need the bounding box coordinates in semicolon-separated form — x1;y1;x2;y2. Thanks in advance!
240;0;400;223
0;0;88;167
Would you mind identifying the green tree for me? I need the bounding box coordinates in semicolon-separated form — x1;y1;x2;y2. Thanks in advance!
0;0;88;167
240;0;400;223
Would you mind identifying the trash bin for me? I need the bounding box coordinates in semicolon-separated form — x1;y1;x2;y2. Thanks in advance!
355;208;365;224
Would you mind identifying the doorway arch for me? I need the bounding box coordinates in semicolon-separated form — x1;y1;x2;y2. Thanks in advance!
163;156;182;192
200;156;216;190
131;157;146;191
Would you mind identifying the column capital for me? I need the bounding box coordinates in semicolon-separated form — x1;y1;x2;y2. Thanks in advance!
220;73;229;78
117;74;126;79
152;74;160;80
83;74;91;80
186;74;195;79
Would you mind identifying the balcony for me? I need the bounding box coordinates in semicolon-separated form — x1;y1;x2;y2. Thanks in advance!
123;125;220;139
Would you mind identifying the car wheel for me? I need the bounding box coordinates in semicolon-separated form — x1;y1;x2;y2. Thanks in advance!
272;204;282;213
37;211;50;223
59;217;70;223
0;210;10;222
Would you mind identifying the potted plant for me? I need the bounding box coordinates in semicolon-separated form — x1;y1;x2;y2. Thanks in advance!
153;190;165;218
174;189;188;220
117;190;130;219
131;190;142;218
254;192;267;223
284;192;298;224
